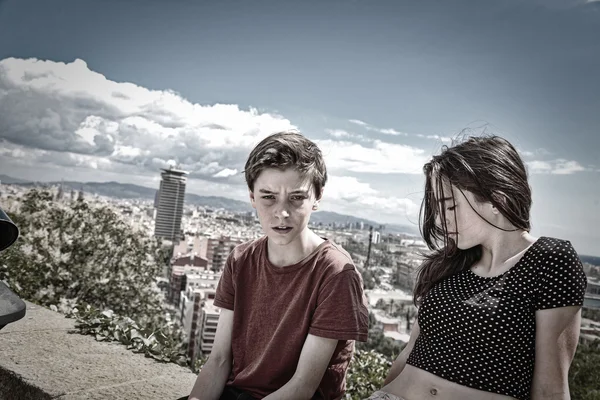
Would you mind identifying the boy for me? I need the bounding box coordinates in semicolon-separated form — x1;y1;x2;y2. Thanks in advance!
187;131;369;400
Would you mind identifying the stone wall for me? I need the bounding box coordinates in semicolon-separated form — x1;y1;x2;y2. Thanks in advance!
0;301;197;399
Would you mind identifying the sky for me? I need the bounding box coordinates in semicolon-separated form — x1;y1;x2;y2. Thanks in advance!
0;0;598;256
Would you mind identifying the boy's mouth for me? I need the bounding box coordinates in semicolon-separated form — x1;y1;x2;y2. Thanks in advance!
272;226;293;233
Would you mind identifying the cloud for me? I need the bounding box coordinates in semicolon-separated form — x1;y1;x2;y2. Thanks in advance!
349;119;368;127
326;129;352;138
213;168;239;178
350;118;439;139
324;175;420;219
378;128;407;136
0;57;296;182
325;128;369;142
519;147;552;158
527;159;587;175
316;139;428;174
415;134;452;143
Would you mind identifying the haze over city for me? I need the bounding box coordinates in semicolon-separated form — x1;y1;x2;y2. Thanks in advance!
0;0;598;255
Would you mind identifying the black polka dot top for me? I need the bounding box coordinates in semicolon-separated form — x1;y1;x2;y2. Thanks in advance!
406;237;588;400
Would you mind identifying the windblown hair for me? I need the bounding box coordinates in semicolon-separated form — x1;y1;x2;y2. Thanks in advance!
413;135;532;305
244;130;327;199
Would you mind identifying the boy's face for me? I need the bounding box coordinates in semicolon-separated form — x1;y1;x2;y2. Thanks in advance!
250;168;321;247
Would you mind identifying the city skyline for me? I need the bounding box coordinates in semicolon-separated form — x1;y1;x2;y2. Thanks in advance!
0;0;598;255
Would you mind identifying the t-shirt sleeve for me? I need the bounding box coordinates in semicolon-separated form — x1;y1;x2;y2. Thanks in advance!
214;253;235;310
309;269;369;342
534;240;587;310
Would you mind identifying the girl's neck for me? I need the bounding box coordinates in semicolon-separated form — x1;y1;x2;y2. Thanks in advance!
476;231;537;275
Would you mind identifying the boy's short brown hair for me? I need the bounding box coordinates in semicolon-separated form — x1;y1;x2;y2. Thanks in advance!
244;130;327;199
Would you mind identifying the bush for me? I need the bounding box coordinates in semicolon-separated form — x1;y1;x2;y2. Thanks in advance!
345;349;392;400
570;340;600;400
0;188;168;328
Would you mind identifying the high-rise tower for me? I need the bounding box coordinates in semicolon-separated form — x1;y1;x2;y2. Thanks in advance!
154;167;188;242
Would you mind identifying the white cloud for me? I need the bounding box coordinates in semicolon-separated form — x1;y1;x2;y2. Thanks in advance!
348;119;408;136
527;159;587;175
0;57;296;181
316;139;428;174
326;129;352;138
519;148;552;158
378;128;407;136
324;175;420;220
416;133;452;143
213;168;239;178
325;128;369;142
325;176;377;201
349;119;368;127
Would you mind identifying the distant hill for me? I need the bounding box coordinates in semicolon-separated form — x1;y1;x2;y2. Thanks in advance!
0;176;252;213
0;175;418;235
581;255;600;267
311;210;419;235
0;175;31;184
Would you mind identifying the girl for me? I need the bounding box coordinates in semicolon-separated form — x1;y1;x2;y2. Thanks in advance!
368;135;587;400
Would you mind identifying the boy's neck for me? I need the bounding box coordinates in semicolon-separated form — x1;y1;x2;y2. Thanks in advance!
267;228;325;267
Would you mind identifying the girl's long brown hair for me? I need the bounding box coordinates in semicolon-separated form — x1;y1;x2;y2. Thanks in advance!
413;135;532;306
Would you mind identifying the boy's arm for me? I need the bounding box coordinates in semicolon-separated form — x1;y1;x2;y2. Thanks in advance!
262;333;338;400
188;308;234;400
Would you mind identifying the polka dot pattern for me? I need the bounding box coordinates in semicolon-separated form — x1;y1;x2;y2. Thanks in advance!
406;237;587;400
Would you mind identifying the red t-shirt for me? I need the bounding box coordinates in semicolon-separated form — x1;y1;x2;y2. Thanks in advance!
213;236;369;399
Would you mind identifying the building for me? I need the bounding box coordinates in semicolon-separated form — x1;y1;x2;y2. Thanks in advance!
371;231;381;244
167;265;209;306
584;276;600;309
172;254;208;268
193;303;221;360
154;167;188;242
179;287;217;360
395;260;419;290
206;236;245;272
173;235;209;260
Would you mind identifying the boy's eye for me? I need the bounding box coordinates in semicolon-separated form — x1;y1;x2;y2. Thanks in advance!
261;195;275;200
291;196;307;201
447;205;456;211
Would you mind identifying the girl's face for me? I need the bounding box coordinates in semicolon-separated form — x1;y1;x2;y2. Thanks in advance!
432;176;492;250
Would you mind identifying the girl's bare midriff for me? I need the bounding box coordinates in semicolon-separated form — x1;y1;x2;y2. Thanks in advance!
380;365;517;400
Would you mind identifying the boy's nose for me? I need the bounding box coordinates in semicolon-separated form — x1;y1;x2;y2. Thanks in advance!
276;208;290;219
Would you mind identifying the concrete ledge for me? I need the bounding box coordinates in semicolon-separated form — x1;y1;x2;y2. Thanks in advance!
0;301;197;399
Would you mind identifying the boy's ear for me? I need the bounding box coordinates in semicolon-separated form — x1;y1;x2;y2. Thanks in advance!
317;186;324;201
249;190;257;209
312;187;324;211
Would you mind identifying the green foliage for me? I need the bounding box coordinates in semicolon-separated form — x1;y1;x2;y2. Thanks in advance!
357;329;403;361
582;307;600;323
570;340;600;400
0;188;192;368
345;349;392;400
192;354;209;374
0;188;168;328
361;269;379;290
67;304;188;365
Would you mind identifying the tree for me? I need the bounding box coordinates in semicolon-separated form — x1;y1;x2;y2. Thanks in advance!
569;340;600;400
0;188;168;328
345;349;392;399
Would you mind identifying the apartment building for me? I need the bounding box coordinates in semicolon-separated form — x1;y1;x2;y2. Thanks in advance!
206;236;245;272
193;301;221;361
179;286;218;360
